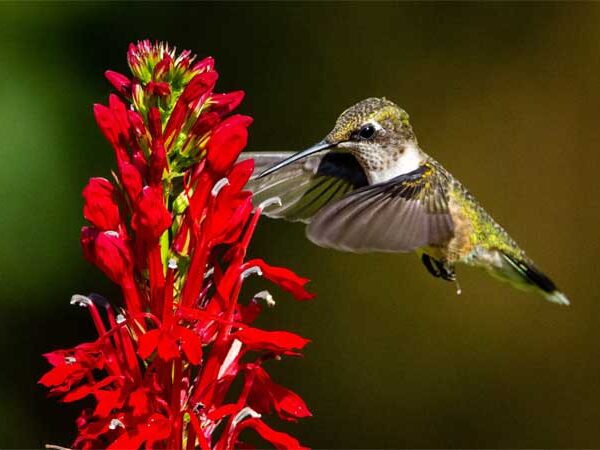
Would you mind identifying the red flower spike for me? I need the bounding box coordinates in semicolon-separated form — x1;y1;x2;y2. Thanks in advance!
82;178;122;231
42;41;314;450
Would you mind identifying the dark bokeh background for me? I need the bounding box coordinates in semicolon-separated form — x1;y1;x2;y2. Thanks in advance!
1;2;599;448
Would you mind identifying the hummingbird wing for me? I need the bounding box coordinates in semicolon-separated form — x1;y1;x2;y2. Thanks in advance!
306;162;454;253
239;151;369;223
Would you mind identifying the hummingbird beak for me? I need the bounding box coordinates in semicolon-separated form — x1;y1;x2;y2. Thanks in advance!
257;140;336;178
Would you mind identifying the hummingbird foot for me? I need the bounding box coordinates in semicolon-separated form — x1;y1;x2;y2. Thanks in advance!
421;255;457;282
421;254;442;278
438;262;456;282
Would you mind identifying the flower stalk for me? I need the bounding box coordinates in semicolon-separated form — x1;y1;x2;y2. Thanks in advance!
40;40;313;450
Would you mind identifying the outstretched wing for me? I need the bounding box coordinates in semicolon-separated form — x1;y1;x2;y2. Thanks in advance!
306;162;455;253
239;151;369;223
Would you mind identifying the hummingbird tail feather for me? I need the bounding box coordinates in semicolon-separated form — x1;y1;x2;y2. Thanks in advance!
501;254;570;305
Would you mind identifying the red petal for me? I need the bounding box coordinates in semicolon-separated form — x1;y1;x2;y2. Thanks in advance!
234;326;310;354
85;230;134;286
93;103;121;150
191;56;214;73
129;388;151;417
206;114;252;175
146;81;171;97
206;403;239;421
262;370;311;421
137;329;160;359
107;430;144;450
157;331;179;362
181;71;218;104
94;388;124;417
228;158;255;192
251;259;315;301
82;177;122;230
237;418;308;450
152;54;173;80
105;70;131;96
147;107;163;139
176;325;202;365
117;161;143;203
62;383;95;403
38;363;82;387
131;186;172;242
191;111;220;137
239;301;261;324
140;413;172;448
210;91;245;116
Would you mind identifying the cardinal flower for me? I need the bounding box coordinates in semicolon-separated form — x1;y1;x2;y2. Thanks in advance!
40;40;314;450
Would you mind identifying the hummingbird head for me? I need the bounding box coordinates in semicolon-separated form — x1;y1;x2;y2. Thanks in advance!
258;97;425;183
323;98;420;180
325;97;415;146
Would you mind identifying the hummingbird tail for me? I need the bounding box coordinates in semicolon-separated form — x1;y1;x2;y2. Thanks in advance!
502;254;570;305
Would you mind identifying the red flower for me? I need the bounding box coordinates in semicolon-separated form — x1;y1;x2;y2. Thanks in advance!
232;418;309;450
206;115;253;175
131;186;172;242
82;178;122;231
249;258;316;301
105;70;132;97
248;365;312;422
138;323;202;365
234;326;310;354
42;40;313;450
145;81;171;97
81;228;133;286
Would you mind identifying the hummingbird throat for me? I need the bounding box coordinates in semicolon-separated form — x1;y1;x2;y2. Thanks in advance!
361;142;425;184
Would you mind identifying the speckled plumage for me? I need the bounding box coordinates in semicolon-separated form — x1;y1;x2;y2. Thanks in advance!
245;97;569;305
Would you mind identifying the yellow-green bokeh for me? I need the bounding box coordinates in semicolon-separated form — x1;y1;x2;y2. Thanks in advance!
1;2;599;448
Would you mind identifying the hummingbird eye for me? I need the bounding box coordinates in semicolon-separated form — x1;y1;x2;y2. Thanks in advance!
357;123;377;140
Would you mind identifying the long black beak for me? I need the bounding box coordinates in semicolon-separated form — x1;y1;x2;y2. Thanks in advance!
257;140;335;178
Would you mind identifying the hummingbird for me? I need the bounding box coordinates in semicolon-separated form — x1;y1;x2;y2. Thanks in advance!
240;97;569;305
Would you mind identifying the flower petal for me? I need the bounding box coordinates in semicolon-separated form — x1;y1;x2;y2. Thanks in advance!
131;186;172;242
157;331;179;362
236;418;308;450
176;325;202;365
234;327;310;354
82;178;122;230
206;114;252;175
250;259;315;301
137;329;160;360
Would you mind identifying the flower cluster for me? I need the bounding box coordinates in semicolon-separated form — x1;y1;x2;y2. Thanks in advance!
40;40;314;449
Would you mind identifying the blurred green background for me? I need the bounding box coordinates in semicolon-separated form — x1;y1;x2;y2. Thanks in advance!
1;2;599;448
